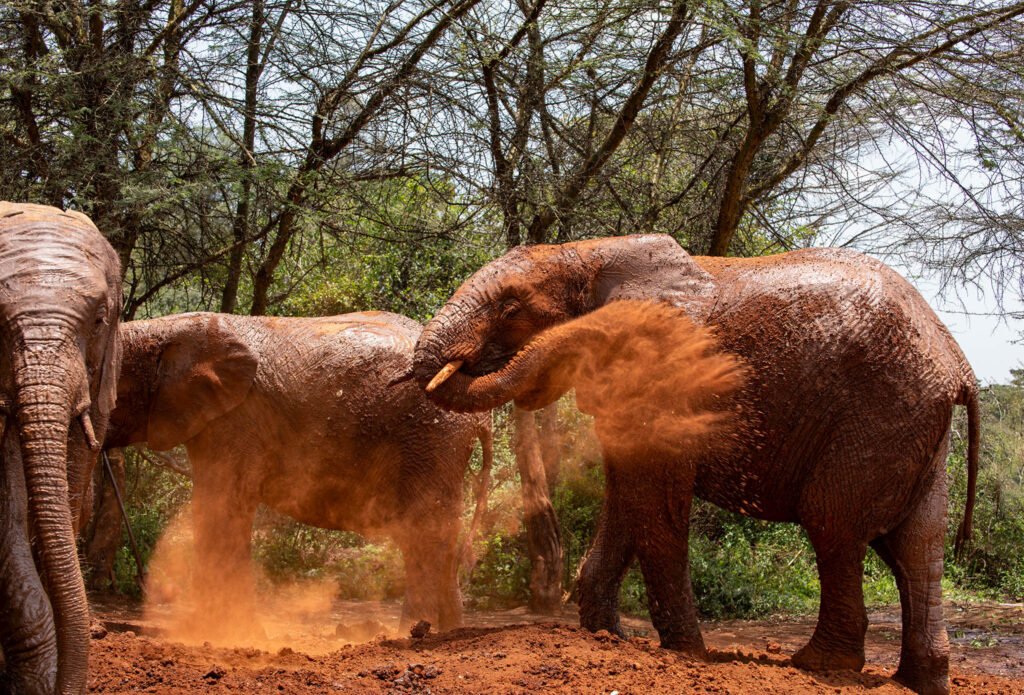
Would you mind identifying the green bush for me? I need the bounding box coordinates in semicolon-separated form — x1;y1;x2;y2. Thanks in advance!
945;377;1024;601
465;533;532;608
112;450;192;595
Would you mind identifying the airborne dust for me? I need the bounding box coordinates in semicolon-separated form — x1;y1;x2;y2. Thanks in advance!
142;504;393;654
139;300;744;652
525;299;747;458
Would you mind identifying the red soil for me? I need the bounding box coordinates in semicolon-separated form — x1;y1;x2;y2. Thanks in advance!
87;597;1024;693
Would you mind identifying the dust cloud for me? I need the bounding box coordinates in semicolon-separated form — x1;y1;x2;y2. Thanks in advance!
142;505;394;654
138;300;741;652
530;300;747;459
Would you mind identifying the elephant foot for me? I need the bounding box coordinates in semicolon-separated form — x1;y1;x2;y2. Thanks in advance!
579;605;625;639
658;631;708;661
791;640;865;672
893;661;949;695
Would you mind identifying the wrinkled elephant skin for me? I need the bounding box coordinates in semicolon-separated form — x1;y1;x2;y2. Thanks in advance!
106;311;491;635
0;202;123;695
412;234;979;695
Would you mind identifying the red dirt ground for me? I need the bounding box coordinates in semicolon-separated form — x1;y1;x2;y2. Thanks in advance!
86;595;1024;693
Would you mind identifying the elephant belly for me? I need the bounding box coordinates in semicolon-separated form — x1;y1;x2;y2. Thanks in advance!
694;454;804;523
260;456;401;535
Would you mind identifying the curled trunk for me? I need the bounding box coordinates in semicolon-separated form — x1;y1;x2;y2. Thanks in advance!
15;352;90;695
419;316;598;413
422;302;748;464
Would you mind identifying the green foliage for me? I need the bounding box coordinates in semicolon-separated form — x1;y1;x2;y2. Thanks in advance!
464;533;532;608
112;450;192;595
326;544;406;601
273;180;498;322
551;461;603;586
253;519;361;581
946;381;1024;600
252;517;405;599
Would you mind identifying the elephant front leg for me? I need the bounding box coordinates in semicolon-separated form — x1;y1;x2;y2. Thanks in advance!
189;478;261;642
0;454;57;695
577;470;635;637
791;537;868;673
630;467;706;658
396;519;463;632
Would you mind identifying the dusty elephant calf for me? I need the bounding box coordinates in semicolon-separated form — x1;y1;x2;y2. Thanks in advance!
104;311;491;635
411;234;978;695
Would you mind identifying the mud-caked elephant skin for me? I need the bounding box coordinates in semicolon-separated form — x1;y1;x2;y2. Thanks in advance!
106;311;491;634
411;234;978;695
0;202;123;695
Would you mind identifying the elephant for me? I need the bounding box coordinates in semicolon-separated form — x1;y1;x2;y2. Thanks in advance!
0;203;123;695
103;310;492;635
410;234;978;695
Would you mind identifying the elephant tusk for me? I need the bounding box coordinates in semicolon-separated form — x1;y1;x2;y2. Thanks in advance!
426;360;464;393
79;411;100;450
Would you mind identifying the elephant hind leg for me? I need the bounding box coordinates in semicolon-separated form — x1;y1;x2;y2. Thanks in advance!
870;465;950;695
791;536;868;672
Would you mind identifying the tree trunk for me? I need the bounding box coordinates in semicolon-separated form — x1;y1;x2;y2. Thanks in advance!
513;406;562;613
85;449;126;590
221;0;264;314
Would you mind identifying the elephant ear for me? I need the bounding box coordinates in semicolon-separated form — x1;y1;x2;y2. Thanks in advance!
147;315;258;451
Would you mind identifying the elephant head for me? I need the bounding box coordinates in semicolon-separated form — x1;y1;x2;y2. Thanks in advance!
412;234;719;413
105;313;258;451
0;202;122;695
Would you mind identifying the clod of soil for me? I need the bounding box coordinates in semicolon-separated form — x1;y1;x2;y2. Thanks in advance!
410;620;432;639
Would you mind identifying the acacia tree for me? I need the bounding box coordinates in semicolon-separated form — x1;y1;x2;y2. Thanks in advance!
0;0;239;267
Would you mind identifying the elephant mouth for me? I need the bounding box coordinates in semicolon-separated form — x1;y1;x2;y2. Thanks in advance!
462;348;519;377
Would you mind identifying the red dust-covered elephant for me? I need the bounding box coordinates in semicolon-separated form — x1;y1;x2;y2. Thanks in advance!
409;234;977;695
0;203;123;695
104;311;491;635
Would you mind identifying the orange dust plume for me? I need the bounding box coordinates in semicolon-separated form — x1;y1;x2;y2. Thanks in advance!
142;504;392;654
521;300;747;459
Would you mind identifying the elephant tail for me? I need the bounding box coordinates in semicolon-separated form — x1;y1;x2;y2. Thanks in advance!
459;413;494;576
953;380;980;559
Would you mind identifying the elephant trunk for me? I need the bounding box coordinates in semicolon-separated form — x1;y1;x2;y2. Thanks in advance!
418;315;597;413
14;339;91;695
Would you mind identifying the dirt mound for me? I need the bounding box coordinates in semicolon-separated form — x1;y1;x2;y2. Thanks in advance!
87;602;1024;693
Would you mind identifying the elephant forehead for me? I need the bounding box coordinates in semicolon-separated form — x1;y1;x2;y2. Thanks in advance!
0;201;95;228
0;214;110;288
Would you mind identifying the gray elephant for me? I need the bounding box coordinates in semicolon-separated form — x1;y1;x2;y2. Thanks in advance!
104;311;491;634
411;234;978;695
0;203;123;695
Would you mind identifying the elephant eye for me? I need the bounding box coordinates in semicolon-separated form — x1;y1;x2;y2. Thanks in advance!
94;305;108;327
500;300;521;320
